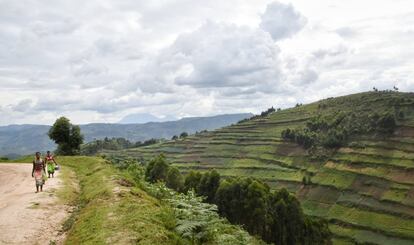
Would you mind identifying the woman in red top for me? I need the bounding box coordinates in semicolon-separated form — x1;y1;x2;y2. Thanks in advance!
32;152;46;193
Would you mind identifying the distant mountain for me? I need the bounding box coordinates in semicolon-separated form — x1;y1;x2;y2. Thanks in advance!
118;113;177;124
0;113;252;157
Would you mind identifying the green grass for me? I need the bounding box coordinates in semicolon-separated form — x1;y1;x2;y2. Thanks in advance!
381;188;408;203
0;155;33;163
328;204;414;239
312;168;356;190
59;156;183;245
329;224;414;245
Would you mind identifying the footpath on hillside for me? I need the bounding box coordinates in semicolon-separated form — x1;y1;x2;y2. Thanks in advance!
0;163;68;245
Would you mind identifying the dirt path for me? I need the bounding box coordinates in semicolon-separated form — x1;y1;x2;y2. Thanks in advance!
0;163;68;245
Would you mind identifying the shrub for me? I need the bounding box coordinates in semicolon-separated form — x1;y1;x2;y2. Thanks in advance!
197;170;221;203
145;154;170;183
376;112;396;133
180;132;189;138
183;171;203;193
166;167;184;191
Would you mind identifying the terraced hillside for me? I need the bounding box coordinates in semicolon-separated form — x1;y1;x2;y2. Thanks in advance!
112;91;414;244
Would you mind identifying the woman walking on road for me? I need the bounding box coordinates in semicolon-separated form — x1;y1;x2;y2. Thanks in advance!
45;151;57;178
32;152;46;193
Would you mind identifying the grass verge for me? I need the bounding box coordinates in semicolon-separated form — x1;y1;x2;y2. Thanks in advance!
58;156;183;245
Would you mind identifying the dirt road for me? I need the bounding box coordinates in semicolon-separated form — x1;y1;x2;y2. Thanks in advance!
0;164;68;245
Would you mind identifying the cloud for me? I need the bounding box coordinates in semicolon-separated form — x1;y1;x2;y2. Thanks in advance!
259;1;307;41
170;22;283;93
335;27;357;38
9;99;35;112
29;18;79;37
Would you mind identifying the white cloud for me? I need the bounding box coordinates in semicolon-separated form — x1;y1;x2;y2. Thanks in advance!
171;21;283;93
259;1;307;40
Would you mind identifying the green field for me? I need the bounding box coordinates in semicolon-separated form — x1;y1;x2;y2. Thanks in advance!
110;91;414;244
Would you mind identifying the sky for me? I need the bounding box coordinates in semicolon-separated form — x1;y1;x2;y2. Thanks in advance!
1;0;413;125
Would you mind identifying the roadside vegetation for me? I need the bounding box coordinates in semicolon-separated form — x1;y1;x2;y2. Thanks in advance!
57;156;263;244
110;156;265;244
113;154;331;244
58;156;185;244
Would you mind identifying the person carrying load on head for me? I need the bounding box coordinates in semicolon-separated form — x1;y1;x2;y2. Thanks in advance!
45;151;57;178
32;152;46;193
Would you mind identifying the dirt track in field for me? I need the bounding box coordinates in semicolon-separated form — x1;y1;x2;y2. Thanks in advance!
0;163;68;245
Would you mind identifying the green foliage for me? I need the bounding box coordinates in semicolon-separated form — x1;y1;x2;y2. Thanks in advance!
180;132;189;138
59;156;184;244
239;107;277;123
375;112;397;133
196;170;221;203
81;137;159;155
145;154;170;183
183;170;203;193
0;156;9;161
119;155;332;244
110;157;264;244
302;175;312;185
81;137;135;155
215;178;331;244
166;167;184;191
48;117;84;155
282;109;398;150
215;178;269;236
182;170;221;203
144;184;263;245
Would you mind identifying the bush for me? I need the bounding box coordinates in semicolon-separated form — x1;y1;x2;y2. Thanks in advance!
282;109;398;151
376;112;396;133
183;171;203;193
180;132;189;138
216;178;331;244
145;154;170;183
197;170;221;203
166;167;184;191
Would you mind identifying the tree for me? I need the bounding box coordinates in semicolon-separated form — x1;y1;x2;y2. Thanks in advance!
183;171;202;193
377;112;396;133
197;170;221;203
398;111;405;119
243;180;269;236
48;117;84;155
171;135;178;140
166;167;184;191
145;154;170;183
180;132;189;138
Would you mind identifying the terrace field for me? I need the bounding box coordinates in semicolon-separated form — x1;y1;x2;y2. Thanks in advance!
110;91;414;244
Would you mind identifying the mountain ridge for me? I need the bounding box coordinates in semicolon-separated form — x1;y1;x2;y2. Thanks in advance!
0;113;252;157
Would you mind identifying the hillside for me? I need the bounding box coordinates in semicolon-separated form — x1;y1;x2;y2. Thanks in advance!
0;113;251;157
113;91;414;244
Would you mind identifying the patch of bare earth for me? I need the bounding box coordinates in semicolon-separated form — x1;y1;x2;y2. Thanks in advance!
0;164;69;245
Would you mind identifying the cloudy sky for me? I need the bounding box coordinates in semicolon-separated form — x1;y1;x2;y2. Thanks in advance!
1;0;413;125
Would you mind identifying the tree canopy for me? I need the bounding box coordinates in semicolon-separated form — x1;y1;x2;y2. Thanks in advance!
48;117;84;155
